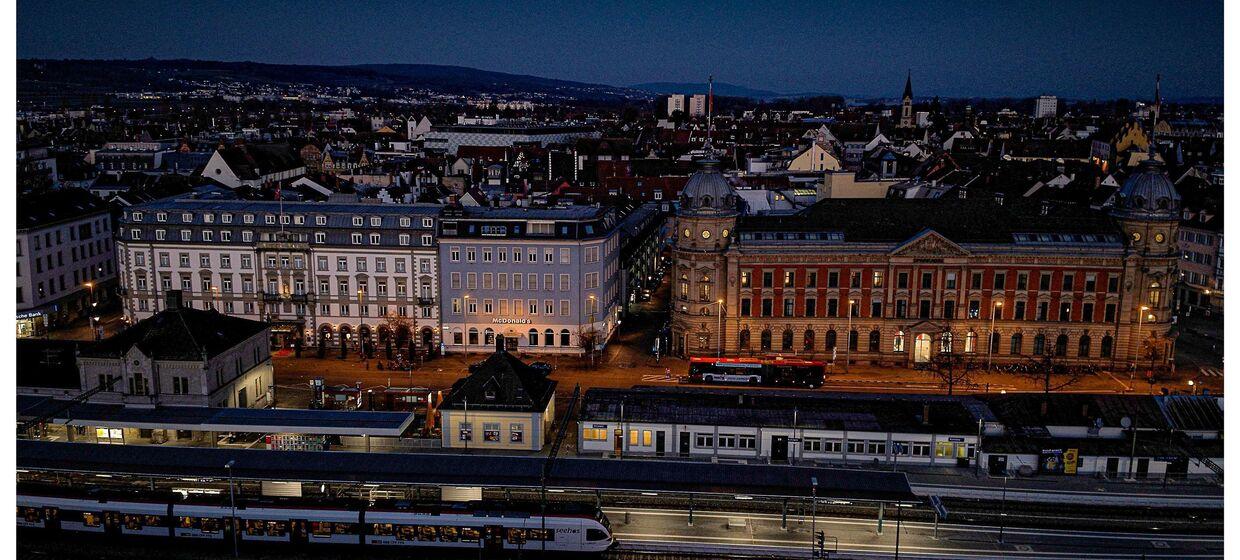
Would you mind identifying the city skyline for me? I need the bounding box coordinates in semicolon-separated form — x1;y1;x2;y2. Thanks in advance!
17;0;1224;100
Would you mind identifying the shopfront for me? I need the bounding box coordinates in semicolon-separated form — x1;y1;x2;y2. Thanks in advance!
16;310;47;338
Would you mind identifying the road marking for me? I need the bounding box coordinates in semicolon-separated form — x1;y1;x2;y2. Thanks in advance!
1198;366;1222;378
1103;370;1133;391
639;374;679;382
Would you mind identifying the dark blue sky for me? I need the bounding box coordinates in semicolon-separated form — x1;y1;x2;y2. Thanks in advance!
18;0;1223;99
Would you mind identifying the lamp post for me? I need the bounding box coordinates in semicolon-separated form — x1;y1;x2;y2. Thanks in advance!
1188;379;1197;395
845;300;855;373
84;282;100;340
809;476;818;558
1133;305;1150;380
357;289;366;358
715;299;725;357
588;294;598;365
987;301;1002;370
224;460;238;558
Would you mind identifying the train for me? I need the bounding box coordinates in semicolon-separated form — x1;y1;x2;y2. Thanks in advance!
17;484;615;554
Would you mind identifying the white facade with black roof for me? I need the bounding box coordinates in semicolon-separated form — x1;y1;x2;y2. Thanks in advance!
117;197;442;354
16;188;117;337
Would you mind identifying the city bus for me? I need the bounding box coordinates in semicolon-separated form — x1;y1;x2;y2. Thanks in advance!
687;356;826;388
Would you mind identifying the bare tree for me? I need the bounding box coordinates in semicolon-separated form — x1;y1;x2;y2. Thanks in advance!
1015;353;1089;394
576;325;600;368
929;351;980;395
380;312;417;361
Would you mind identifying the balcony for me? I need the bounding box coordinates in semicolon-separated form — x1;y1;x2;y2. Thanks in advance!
418;297;436;307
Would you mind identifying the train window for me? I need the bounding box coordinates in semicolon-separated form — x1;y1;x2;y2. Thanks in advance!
439;526;459;542
18;507;42;523
528;528;554;541
396;525;417;541
81;512;102;527
417;525;437;541
311;521;355;535
372;523;394;536
460;527;481;542
507;528;527;544
123;514;163;529
245;520;288;537
587;528;609;541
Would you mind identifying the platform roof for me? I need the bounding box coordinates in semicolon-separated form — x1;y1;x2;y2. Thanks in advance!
17;441;917;504
17;396;416;437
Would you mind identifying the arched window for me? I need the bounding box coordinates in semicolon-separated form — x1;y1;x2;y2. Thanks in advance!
1078;335;1091;357
1055;334;1068;357
528;328;539;346
868;329;880;352
544;329;555;346
468;327;479;346
1033;334;1045;355
940;332;953;353
990;332;1001;354
803;329;815;352
452;328;463;345
1100;335;1114;358
560;329;571;346
1147;282;1162;307
848;330;858;351
760;329;772;351
782;328;794;351
739;329;751;349
964;330;977;353
1010;333;1023;355
893;331;905;353
825;329;837;351
483;328;495;345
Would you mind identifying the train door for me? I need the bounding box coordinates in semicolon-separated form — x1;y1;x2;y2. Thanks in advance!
290;519;308;544
103;511;123;537
43;507;61;531
988;454;1008;476
771;436;789;463
679;432;690;457
613;429;623;457
1105;457;1120;478
483;525;505;553
1136;458;1150;478
655;431;666;456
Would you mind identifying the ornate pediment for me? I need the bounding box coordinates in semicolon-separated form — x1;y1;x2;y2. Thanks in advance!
890;229;970;257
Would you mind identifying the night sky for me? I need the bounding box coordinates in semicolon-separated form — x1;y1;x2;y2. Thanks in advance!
17;0;1223;100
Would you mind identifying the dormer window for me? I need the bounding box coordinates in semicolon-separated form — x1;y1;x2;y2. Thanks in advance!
484;389;496;401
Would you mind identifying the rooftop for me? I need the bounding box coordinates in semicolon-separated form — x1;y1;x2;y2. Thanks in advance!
17;188;110;231
78;305;268;362
441;347;557;413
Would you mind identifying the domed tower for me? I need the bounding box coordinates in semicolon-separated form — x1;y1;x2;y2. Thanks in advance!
670;157;739;357
1110;151;1181;367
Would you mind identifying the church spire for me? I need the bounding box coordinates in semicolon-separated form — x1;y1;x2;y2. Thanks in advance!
705;74;714;150
903;70;913;100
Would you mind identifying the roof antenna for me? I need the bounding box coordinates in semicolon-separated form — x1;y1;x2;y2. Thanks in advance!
704;75;714;152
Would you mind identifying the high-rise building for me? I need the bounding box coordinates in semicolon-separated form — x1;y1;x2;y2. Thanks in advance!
1036;95;1059;119
688;94;707;117
666;94;686;117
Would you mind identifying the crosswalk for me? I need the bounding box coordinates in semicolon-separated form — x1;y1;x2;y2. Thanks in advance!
1199;366;1223;378
640;374;680;383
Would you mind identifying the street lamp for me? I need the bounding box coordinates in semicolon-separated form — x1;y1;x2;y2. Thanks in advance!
715;298;725;358
224;460;238;558
987;301;1002;370
809;476;818;558
1188;379;1197;395
845;299;855;373
1133;305;1150;380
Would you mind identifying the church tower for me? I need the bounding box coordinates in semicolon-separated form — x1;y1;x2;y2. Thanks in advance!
1109;149;1181;367
899;71;915;128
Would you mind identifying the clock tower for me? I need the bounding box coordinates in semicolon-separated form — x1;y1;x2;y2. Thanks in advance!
1109;150;1181;366
670;157;739;356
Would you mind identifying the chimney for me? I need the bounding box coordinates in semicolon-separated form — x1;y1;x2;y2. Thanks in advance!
922;402;931;425
1040;400;1049;417
164;290;184;310
1080;403;1090;418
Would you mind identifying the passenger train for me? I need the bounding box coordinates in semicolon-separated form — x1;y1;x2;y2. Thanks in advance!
17;484;615;554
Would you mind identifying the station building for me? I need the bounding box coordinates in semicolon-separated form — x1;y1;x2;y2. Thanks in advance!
438;340;557;452
670;154;1182;369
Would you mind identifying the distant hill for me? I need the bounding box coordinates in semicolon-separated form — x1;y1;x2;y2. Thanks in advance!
629;81;838;101
17;59;653;102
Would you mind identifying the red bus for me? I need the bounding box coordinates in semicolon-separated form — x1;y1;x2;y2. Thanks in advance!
687;356;826;388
